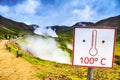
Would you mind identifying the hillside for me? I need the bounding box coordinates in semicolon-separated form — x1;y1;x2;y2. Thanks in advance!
53;15;120;41
73;15;120;27
95;15;120;27
0;15;120;40
0;15;34;39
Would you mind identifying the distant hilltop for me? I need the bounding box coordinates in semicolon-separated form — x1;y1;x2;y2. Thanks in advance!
74;15;120;27
0;15;120;40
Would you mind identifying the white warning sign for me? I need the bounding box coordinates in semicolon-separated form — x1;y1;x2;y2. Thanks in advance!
72;27;116;68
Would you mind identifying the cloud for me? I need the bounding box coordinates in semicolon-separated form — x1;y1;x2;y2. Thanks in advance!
0;0;40;23
14;0;40;14
0;0;120;26
0;5;9;15
72;5;95;21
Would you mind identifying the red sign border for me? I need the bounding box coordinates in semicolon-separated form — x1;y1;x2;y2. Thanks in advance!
72;26;117;68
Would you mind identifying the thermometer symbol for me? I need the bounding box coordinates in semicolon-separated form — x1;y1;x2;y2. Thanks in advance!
89;30;98;56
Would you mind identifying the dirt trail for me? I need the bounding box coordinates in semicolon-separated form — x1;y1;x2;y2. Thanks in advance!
0;40;40;80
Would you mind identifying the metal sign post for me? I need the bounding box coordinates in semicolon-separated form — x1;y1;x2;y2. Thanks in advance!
88;68;94;80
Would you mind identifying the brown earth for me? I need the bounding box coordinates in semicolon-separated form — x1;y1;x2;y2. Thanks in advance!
0;40;40;80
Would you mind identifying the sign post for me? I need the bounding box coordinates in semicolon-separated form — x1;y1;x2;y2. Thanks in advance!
72;26;116;79
88;68;94;80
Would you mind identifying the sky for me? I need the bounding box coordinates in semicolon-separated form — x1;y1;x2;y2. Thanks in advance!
0;0;120;27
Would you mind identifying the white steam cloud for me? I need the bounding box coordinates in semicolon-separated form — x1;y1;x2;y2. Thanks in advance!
34;27;58;37
17;36;71;64
66;43;72;50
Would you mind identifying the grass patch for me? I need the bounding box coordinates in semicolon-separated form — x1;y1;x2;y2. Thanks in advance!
115;42;120;65
5;40;120;80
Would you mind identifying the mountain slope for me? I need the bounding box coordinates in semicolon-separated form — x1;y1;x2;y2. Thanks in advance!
53;15;120;41
74;15;120;27
0;15;120;41
95;15;120;27
0;15;34;39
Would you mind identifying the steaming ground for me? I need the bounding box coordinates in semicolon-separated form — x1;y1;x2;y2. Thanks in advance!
34;27;58;37
17;36;71;64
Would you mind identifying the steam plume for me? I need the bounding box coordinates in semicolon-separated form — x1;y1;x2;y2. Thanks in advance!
34;27;58;37
17;36;71;64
